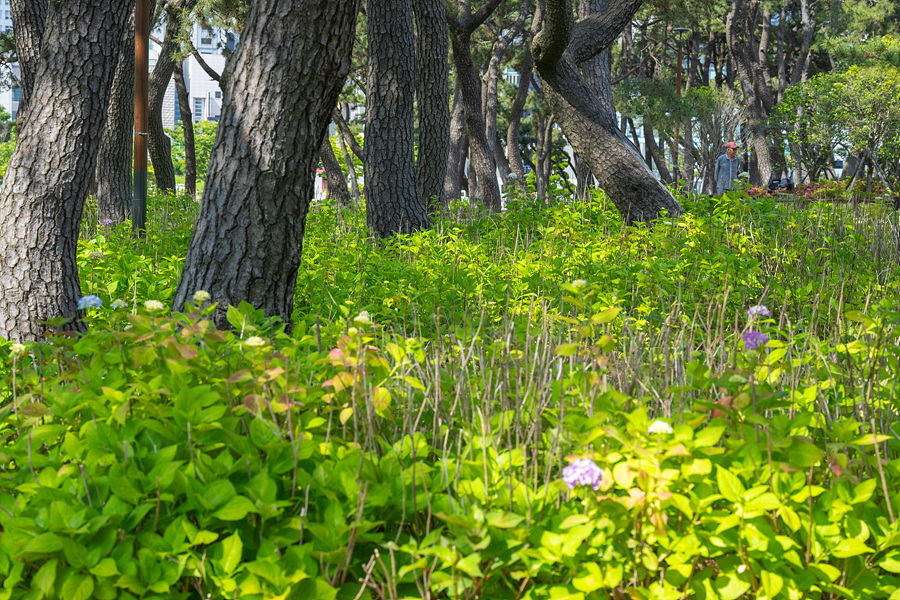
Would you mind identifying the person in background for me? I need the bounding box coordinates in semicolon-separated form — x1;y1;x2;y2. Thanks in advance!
715;141;740;196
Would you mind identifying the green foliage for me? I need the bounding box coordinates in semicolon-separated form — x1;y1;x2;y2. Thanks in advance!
167;121;219;183
0;127;15;183
1;188;900;598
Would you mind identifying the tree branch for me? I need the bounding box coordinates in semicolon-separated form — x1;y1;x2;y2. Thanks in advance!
568;0;644;66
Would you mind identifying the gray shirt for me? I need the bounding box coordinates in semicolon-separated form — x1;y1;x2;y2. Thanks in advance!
715;153;740;194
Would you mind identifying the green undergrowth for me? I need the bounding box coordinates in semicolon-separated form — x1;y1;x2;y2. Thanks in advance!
1;190;900;599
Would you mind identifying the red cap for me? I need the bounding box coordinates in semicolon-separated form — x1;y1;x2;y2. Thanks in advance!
725;142;738;149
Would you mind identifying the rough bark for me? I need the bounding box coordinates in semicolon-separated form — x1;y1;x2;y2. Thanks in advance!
320;135;352;207
443;83;468;204
174;60;197;196
148;2;191;194
95;5;136;223
413;0;450;213
506;46;532;186
365;0;429;236
448;0;505;212
0;0;130;341
9;0;47;125
172;0;360;324
532;0;681;222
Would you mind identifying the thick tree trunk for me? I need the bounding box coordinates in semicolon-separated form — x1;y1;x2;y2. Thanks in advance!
148;0;195;194
95;6;136;224
443;83;468;204
365;0;429;236
9;0;47;126
174;61;197;196
413;0;450;213
506;47;532;187
320;135;352;207
172;0;360;323
532;0;681;222
0;0;130;341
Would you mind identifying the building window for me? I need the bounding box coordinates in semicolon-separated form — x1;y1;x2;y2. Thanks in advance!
193;98;204;121
200;29;213;45
214;91;221;99
12;87;20;102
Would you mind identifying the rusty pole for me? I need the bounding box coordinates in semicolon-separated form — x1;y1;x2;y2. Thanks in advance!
133;0;149;236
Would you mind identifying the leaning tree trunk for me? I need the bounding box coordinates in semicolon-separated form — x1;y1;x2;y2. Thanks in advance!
174;61;197;196
96;6;136;224
448;0;505;212
532;0;681;222
442;83;468;204
506;48;533;188
366;0;430;236
9;0;47;126
320;135;352;207
0;0;130;342
172;0;360;324
148;1;194;194
413;0;450;213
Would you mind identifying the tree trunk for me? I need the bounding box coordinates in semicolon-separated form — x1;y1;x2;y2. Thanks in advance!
335;113;361;202
443;82;468;204
8;0;47;126
174;60;197;196
506;46;532;187
333;103;365;163
413;0;449;213
95;6;136;224
448;0;505;212
0;0;130;341
320;135;352;207
365;0;429;236
726;0;785;185
532;0;681;222
172;0;360;324
482;1;528;180
148;1;195;194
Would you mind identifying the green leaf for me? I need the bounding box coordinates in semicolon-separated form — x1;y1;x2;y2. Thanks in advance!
218;533;243;576
716;467;745;504
61;574;94;600
23;533;64;555
851;479;877;505
212;495;257;521
226;304;246;330
31;559;57;598
573;563;604;593
831;538;873;558
788;441;824;468
486;511;525;529
694;426;725;447
555;343;579;357
89;558;120;578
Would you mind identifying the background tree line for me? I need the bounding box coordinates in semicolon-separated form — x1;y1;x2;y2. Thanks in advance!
0;0;898;341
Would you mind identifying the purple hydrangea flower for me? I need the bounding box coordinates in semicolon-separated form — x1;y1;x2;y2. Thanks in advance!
562;458;604;491
77;295;103;309
101;219;114;228
747;304;771;318
742;330;769;350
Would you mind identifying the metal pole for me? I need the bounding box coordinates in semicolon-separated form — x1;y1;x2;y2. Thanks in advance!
133;0;149;236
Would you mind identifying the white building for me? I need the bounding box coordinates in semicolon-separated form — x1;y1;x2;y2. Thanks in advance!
152;24;234;129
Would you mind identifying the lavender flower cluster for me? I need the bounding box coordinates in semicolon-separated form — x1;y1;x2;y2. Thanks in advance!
562;458;604;491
